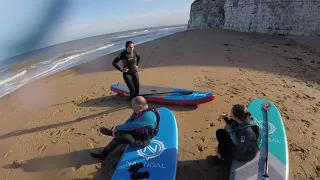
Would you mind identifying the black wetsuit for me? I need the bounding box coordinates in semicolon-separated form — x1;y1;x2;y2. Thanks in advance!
112;50;141;98
216;117;259;162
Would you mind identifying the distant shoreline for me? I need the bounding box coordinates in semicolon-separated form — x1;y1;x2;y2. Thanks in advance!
0;24;187;62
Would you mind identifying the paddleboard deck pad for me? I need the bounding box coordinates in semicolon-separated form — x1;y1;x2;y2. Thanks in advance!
110;83;215;105
229;98;289;180
111;107;178;180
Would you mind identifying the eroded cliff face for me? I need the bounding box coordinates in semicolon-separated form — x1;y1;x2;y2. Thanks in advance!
188;0;320;36
187;0;226;29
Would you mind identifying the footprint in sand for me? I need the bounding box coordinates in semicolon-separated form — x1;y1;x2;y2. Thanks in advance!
88;138;99;144
65;127;75;133
200;136;205;142
24;146;32;154
87;138;99;148
316;166;320;176
51;109;63;116
301;119;312;128
4;149;14;158
38;144;48;155
50;129;61;136
196;144;207;152
11;159;27;168
88;143;95;148
289;143;310;160
73;132;86;137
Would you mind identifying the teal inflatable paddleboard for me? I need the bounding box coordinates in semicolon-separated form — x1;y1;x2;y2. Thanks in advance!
229;98;289;180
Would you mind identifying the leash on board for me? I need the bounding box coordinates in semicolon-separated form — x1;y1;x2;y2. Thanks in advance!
262;102;270;178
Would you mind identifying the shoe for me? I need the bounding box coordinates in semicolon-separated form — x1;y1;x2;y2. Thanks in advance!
100;127;113;136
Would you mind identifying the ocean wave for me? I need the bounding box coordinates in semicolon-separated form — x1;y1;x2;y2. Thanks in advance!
0;43;116;96
0;69;27;86
0;26;186;99
161;26;185;31
94;43;114;51
115;30;149;39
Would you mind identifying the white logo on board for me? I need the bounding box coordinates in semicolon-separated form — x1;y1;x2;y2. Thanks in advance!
190;93;208;97
137;139;165;160
258;120;276;135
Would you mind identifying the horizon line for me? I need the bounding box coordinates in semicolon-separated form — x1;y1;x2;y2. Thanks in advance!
1;23;187;62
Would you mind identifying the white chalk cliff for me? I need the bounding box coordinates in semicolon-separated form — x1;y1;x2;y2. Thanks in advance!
188;0;320;36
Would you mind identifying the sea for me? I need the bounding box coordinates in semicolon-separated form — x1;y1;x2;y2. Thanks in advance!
0;24;187;99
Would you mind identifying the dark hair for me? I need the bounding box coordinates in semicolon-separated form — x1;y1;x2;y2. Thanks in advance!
125;41;134;48
232;104;251;122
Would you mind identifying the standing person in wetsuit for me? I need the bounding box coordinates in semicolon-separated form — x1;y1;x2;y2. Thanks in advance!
208;104;262;165
112;41;141;99
90;96;160;160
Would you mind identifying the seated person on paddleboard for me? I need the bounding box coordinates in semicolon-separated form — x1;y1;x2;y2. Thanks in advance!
209;104;263;165
112;41;141;100
90;96;160;160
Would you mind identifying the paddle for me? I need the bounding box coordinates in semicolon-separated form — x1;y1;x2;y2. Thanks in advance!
127;90;194;96
262;102;271;178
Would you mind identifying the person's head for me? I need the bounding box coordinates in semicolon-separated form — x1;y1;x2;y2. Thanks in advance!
230;104;251;123
125;41;134;54
131;96;148;113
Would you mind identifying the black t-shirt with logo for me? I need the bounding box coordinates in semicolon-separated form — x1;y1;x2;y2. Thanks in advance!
112;50;140;74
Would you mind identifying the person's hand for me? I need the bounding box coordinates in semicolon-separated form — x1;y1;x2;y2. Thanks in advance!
122;68;128;72
220;112;228;120
134;65;138;70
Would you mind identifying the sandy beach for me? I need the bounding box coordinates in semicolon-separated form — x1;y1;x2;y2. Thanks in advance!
0;28;319;180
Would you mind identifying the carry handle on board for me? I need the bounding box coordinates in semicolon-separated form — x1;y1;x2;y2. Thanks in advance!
138;90;194;96
262;102;271;178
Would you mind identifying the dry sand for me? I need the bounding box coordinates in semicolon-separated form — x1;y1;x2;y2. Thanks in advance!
0;28;319;180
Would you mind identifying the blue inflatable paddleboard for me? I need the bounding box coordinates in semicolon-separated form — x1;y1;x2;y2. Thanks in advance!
111;83;215;105
111;107;178;180
230;98;289;180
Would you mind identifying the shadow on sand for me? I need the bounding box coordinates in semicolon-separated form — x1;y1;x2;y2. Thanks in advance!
0;101;129;140
77;94;199;112
2;147;229;180
0;94;196;140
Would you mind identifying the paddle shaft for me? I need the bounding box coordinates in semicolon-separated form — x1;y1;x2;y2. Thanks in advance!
263;103;270;178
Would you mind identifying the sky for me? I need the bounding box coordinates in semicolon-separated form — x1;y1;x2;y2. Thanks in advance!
0;0;194;61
